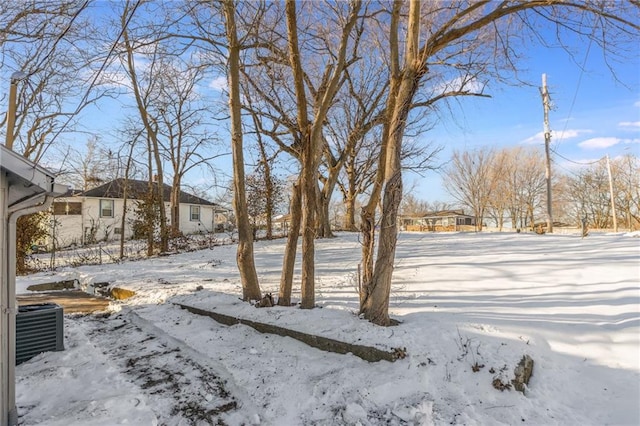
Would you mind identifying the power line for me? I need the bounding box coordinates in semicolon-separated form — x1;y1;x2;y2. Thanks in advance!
550;146;602;166
556;26;594;149
40;0;143;160
30;1;90;78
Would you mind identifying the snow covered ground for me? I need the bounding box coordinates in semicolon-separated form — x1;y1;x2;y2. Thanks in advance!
15;231;640;425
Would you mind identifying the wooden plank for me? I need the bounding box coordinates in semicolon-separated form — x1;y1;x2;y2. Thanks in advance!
17;290;110;314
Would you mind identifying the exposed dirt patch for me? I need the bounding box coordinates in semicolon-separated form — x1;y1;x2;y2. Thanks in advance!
83;312;241;425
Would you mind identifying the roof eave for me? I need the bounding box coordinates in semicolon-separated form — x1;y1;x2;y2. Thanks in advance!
1;145;67;206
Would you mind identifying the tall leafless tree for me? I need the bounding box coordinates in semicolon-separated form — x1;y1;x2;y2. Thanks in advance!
489;146;546;230
120;9;171;252
1;1;113;162
152;57;221;236
222;0;263;301
359;0;638;325
444;148;504;231
569;163;612;228
612;154;640;230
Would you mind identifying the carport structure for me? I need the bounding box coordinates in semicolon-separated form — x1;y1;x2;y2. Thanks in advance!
1;144;65;425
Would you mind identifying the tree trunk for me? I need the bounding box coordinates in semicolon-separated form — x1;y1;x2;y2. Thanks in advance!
151;148;169;252
360;0;421;326
285;0;316;309
510;209;517;229
344;192;357;231
285;0;361;308
317;154;345;238
361;170;402;325
256;132;274;239
278;179;302;306
146;142;154;257
359;204;376;306
223;0;262;301
171;178;181;237
359;0;401;314
300;145;318;309
318;168;339;237
264;164;274;239
343;164;359;231
528;205;535;230
316;185;334;238
120;142;135;260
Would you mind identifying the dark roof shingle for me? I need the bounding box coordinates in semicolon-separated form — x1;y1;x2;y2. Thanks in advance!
78;178;220;207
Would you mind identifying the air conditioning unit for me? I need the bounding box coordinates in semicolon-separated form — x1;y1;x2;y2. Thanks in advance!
16;303;64;365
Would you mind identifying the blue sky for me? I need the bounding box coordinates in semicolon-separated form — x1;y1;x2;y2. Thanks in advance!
73;40;639;204
412;36;640;202
52;7;640;206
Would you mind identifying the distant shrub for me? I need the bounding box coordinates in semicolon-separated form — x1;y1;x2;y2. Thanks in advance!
16;212;49;275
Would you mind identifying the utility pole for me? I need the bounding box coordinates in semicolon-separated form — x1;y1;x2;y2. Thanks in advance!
542;73;553;233
4;72;28;150
605;154;618;232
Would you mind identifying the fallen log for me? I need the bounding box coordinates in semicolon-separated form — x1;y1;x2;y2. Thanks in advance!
26;279;78;292
175;303;403;363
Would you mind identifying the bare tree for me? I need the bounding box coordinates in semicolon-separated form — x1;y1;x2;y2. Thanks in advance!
400;193;432;217
490;146;546;230
282;0;363;308
359;0;638;325
516;149;547;229
117;1;172;252
55;136;122;191
338;133;380;231
242;82;285;240
487;149;510;230
152;57;221;237
612;154;640;230
228;0;366;306
115;1;221;248
314;14;380;238
1;1;113;162
245;166;286;239
444;148;503;231
358;1;407;324
222;0;262;301
566;160;615;229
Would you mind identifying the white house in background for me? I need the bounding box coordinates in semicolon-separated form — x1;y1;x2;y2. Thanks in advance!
50;178;228;247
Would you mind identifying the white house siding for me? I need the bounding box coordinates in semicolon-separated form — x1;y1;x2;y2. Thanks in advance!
50;197;220;247
49;214;83;247
59;197;131;245
178;204;215;234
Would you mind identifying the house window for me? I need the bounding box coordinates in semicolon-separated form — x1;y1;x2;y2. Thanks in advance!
100;199;114;218
52;202;82;215
114;227;122;235
190;205;200;221
68;202;82;215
